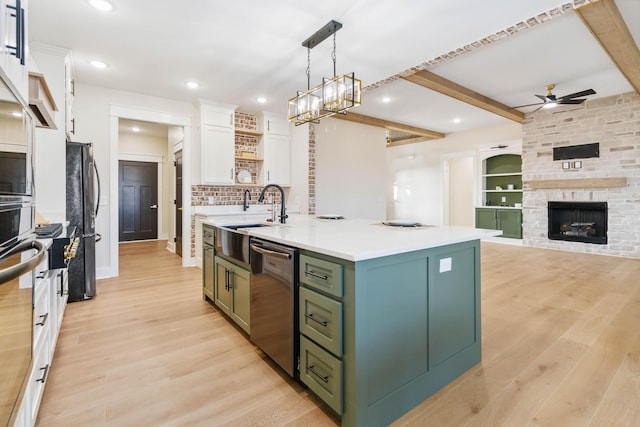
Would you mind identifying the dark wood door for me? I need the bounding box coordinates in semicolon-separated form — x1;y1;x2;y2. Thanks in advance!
119;160;158;241
175;150;183;256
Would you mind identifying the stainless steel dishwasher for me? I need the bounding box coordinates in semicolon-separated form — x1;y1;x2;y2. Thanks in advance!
249;238;298;377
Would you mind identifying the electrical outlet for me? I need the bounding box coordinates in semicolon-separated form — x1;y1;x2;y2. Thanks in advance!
208;196;214;204
501;196;507;203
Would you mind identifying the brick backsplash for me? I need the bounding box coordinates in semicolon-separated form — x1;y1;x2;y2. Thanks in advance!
522;91;640;258
235;111;256;131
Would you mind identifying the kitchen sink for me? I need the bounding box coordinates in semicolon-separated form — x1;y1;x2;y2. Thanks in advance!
222;223;272;230
214;223;273;265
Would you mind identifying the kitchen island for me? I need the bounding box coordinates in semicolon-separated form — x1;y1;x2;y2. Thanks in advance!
201;215;500;427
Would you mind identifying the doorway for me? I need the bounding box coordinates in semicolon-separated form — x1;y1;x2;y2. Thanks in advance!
119;160;158;241
175;150;183;257
444;155;475;227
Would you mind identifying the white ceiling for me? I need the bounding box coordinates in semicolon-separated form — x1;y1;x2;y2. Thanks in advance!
28;0;640;135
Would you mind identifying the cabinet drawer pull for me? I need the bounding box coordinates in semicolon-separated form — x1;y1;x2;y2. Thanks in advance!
36;313;49;327
305;270;328;281
36;364;50;383
304;313;328;327
306;364;329;383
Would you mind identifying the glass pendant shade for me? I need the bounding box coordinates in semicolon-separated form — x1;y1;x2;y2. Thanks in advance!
288;73;362;125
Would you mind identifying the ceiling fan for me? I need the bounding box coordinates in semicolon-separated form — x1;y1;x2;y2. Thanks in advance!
514;84;596;111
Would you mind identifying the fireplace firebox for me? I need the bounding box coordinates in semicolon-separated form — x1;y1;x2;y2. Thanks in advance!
548;202;607;244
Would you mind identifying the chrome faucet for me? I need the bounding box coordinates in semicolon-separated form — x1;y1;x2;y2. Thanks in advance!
243;189;251;211
258;184;287;224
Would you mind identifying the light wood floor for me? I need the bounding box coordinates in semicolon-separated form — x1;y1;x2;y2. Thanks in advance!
35;241;640;426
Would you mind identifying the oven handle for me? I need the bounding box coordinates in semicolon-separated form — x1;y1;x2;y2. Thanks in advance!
0;240;46;285
250;244;291;260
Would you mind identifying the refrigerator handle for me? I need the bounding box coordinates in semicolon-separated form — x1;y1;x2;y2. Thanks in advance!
93;160;101;218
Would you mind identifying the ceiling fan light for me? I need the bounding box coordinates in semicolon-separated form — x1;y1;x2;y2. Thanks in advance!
542;102;558;109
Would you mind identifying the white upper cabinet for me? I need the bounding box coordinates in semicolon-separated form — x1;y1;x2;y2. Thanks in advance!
263;133;291;186
257;111;291;186
0;0;29;103
64;53;74;138
202;102;235;128
198;101;237;185
258;111;289;136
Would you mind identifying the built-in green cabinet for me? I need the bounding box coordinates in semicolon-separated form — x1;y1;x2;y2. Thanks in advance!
481;153;522;207
478;152;522;239
475;207;522;239
214;256;251;334
202;225;214;301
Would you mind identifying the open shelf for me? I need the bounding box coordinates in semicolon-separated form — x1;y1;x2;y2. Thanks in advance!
235;128;263;137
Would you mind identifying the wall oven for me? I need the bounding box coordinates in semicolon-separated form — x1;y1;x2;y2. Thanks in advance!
0;207;44;427
1;58;37;426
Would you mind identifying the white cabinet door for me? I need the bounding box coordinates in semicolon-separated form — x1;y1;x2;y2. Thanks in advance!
1;0;29;102
202;103;235;127
202;125;235;185
259;111;289;136
264;133;290;186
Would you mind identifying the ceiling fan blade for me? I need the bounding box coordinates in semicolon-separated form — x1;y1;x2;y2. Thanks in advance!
534;94;547;102
558;99;585;105
558;89;596;100
513;102;544;108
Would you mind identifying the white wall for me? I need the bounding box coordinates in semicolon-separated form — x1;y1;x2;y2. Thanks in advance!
386;122;522;225
118;131;170;239
73;83;193;278
315;118;387;220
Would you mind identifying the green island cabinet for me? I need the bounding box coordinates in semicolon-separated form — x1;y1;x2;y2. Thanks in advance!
298;240;481;427
202;224;251;334
476;153;523;239
202;225;215;301
214;255;251;334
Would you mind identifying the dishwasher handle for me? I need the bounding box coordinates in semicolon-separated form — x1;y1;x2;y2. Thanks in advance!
250;244;291;260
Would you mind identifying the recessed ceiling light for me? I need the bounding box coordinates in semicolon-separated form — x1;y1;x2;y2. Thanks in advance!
185;81;199;89
451;117;462;124
87;0;113;12
91;60;108;69
131;127;141;133
381;96;391;103
256;97;268;104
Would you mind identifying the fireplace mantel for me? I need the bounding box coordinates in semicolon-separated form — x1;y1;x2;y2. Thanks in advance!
525;177;627;190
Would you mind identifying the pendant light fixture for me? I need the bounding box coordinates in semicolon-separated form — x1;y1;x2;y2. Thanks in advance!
288;20;362;126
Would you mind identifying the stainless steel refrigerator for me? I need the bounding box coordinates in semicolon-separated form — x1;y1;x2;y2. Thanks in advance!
66;141;100;302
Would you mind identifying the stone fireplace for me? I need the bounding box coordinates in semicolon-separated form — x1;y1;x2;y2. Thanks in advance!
521;91;640;259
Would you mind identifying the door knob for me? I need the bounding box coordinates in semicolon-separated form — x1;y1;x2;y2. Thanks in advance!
150;204;158;209
177;207;183;211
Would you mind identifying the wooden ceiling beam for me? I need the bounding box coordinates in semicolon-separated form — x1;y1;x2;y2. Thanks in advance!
386;136;430;147
575;0;640;94
331;112;445;140
401;70;525;124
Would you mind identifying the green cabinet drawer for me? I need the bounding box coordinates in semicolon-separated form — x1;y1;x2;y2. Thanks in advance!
300;335;343;414
299;254;343;298
299;287;343;357
203;225;214;246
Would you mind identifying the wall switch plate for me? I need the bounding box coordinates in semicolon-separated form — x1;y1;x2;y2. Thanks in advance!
208;196;214;204
439;257;452;273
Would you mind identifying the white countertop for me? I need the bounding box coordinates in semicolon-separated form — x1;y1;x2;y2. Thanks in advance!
202;215;502;261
